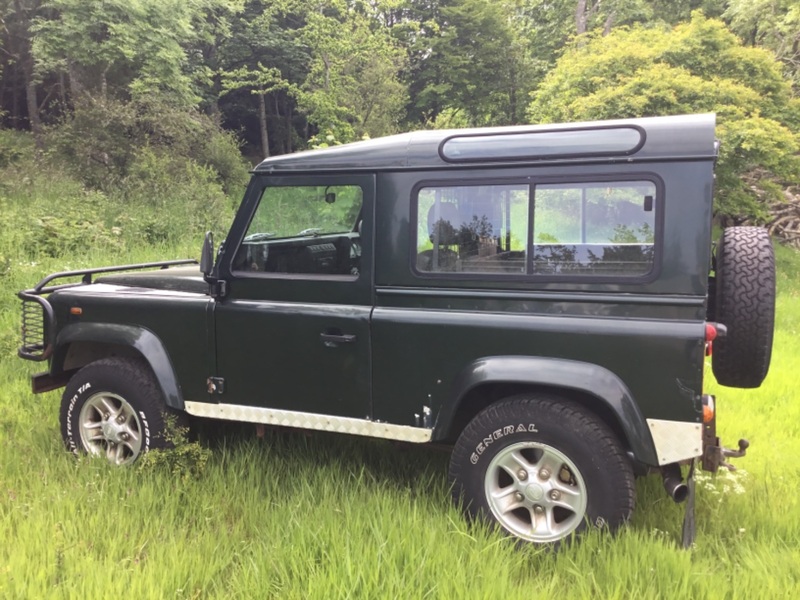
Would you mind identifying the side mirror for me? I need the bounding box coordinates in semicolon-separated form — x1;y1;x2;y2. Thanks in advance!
325;191;336;204
200;231;214;279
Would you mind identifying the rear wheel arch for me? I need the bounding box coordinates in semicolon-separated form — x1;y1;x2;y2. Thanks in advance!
443;383;631;453
435;357;657;465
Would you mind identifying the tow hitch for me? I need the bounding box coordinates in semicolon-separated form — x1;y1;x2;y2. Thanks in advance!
701;395;749;473
681;395;750;547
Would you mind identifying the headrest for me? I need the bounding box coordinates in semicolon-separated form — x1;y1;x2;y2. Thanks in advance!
427;202;460;245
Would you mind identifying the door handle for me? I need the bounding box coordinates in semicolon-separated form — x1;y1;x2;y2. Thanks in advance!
320;332;356;346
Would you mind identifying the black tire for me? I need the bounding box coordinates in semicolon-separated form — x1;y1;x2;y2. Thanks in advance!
60;357;182;465
449;395;634;545
712;227;775;388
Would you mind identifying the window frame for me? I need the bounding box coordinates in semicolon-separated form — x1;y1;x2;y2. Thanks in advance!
409;173;665;284
226;176;368;282
438;125;646;164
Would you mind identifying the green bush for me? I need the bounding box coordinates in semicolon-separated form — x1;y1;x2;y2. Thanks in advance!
527;13;800;221
43;98;249;197
0;129;36;167
136;416;211;482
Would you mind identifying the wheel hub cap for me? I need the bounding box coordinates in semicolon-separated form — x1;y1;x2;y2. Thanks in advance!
525;483;544;501
78;392;143;465
101;419;125;443
484;441;588;543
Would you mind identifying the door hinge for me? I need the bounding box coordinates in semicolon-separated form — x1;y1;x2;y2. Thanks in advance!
207;377;226;395
209;279;227;298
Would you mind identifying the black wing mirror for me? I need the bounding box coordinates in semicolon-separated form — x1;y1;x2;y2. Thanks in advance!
200;231;214;280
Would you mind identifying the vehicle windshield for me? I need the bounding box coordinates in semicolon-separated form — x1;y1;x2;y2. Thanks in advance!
245;185;363;240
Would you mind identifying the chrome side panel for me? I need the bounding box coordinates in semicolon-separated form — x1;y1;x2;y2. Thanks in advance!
184;401;433;443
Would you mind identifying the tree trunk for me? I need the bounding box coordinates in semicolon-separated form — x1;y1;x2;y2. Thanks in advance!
10;67;21;129
273;94;282;154
575;0;588;35
100;66;109;103
68;61;85;100
285;95;293;154
22;56;42;148
258;90;270;158
59;73;67;105
603;11;615;36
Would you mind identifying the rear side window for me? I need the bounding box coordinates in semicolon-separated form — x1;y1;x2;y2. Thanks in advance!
413;179;657;279
416;184;529;274
533;181;656;277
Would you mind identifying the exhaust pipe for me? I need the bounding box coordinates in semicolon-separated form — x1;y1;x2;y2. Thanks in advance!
661;464;689;503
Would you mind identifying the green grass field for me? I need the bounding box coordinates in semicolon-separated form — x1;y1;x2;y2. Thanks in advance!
1;232;799;598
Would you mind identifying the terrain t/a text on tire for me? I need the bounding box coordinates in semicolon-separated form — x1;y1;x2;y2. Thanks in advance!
18;113;772;546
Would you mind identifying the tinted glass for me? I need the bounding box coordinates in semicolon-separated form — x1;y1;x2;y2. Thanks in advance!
441;128;643;161
532;181;656;277
416;184;529;274
233;185;363;276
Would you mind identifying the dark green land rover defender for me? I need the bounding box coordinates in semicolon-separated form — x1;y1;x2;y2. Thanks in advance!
19;113;775;546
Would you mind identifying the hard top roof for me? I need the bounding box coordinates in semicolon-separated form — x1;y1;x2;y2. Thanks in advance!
254;113;717;174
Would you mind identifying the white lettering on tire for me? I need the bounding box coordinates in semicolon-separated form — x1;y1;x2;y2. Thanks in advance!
65;382;91;452
139;411;150;450
469;423;538;464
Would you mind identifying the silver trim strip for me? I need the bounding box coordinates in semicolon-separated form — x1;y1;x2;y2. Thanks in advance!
184;401;433;443
646;418;702;465
375;287;705;306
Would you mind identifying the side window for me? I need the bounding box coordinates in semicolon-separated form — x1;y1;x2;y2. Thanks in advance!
532;181;656;276
415;184;529;274
233;184;363;277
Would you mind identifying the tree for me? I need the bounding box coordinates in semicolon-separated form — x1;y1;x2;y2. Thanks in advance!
527;12;800;221
402;0;527;126
724;0;800;91
221;63;287;158
31;0;205;107
295;0;407;142
0;0;45;145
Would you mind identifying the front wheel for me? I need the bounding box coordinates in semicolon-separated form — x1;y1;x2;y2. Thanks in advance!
60;357;180;465
449;394;635;545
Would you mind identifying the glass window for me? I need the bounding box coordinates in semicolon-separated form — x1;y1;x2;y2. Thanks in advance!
532;181;656;277
233;184;363;276
440;127;643;162
415;184;529;274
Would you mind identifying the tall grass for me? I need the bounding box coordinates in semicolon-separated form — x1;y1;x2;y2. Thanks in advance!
1;152;799;598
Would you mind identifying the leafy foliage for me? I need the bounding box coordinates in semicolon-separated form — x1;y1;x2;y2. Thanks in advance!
2;1;800;221
136;416;212;482
43;98;249;196
528;12;800;220
725;0;800;91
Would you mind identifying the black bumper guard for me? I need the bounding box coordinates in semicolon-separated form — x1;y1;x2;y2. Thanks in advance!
17;259;197;361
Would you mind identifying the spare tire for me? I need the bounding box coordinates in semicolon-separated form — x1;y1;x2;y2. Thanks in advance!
712;227;775;388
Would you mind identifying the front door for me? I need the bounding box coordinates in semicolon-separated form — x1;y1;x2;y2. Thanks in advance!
213;173;374;419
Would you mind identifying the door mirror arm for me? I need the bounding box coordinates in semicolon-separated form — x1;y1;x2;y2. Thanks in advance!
200;231;228;298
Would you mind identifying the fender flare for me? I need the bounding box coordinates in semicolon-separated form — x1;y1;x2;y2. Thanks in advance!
435;356;658;465
53;323;184;410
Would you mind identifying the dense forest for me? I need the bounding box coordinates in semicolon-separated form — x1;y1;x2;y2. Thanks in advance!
1;0;800;231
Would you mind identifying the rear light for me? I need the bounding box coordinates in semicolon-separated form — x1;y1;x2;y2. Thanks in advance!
704;322;727;356
702;395;715;423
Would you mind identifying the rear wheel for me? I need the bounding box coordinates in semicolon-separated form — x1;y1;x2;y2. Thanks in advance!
712;227;775;388
449;394;634;545
60;357;181;465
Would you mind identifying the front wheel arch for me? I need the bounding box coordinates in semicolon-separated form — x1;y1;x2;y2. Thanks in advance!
52;323;184;410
